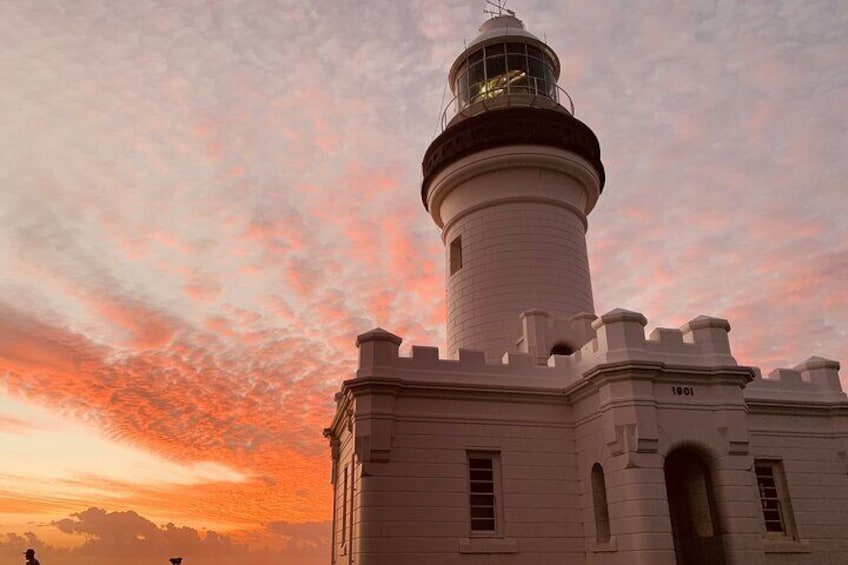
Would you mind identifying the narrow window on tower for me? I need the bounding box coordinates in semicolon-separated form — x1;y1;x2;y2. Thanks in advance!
450;236;463;275
468;453;500;534
755;460;797;538
591;463;611;543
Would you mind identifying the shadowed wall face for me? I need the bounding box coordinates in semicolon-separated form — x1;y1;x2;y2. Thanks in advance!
664;449;726;565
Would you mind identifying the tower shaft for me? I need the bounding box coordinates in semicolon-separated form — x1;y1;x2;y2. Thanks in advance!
423;106;604;361
445;190;594;359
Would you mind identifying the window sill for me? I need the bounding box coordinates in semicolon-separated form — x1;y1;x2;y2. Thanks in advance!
763;537;810;554
458;537;518;554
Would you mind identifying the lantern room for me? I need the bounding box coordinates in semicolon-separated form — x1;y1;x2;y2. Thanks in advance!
443;14;572;127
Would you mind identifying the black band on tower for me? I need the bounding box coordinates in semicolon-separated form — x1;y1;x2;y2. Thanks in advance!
421;107;605;209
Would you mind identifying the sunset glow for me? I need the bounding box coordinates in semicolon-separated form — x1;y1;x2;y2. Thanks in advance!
1;1;846;564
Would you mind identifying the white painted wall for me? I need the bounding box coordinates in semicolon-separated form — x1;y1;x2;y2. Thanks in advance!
325;313;848;565
426;147;601;361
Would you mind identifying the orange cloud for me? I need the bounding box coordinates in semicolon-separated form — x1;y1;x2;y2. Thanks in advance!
0;507;329;565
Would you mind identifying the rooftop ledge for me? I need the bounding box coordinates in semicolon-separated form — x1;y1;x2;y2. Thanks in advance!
327;311;845;472
348;308;844;402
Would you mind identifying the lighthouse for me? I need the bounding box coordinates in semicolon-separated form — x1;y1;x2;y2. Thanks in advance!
422;13;605;361
325;8;848;565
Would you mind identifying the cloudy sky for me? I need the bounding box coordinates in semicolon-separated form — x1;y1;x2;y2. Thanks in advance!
1;0;846;563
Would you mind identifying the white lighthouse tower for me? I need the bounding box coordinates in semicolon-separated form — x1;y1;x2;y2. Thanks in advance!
422;12;605;361
325;8;848;565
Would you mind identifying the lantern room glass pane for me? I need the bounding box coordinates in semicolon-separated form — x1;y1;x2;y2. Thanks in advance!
486;54;506;77
528;57;545;95
469;61;484;84
544;64;557;97
506;42;526;55
507;54;527;73
468;61;485;102
505;53;529;93
485;42;504;56
455;70;468;106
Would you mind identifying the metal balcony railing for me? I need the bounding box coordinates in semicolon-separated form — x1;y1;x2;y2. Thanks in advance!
439;80;575;132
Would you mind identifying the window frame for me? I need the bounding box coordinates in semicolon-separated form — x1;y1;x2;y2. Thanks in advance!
449;236;463;275
754;459;798;539
467;451;503;537
591;463;611;543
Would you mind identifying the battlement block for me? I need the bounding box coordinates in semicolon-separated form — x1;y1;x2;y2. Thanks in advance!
746;356;846;403
357;327;402;369
648;327;684;346
767;368;804;386
520;309;551;365
458;348;486;367
681;315;732;355
548;353;572;368
408;345;441;369
503;351;533;369
794;356;843;392
591;308;649;362
569;312;597;337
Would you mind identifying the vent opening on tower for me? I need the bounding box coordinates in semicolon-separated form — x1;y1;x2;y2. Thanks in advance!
550;342;574;356
450;236;463;275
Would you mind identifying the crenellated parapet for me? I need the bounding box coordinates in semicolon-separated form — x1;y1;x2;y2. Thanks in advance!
354;326;572;390
745;356;845;403
346;319;845;404
351;308;748;392
566;308;738;372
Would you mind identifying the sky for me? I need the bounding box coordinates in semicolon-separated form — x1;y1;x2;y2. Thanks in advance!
0;0;846;564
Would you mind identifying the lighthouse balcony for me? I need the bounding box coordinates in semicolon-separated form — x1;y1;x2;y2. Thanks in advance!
441;82;575;131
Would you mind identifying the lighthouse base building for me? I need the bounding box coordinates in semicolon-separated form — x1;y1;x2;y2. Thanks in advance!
324;13;848;565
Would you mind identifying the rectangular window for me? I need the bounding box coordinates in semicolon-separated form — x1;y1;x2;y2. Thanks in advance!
450;236;463;275
755;460;796;537
468;454;498;533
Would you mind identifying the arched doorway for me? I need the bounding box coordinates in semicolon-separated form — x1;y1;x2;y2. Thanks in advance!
664;448;726;565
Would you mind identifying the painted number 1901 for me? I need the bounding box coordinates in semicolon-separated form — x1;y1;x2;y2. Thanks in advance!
672;386;695;396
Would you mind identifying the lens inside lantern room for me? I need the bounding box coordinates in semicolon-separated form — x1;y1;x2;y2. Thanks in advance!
454;42;558;108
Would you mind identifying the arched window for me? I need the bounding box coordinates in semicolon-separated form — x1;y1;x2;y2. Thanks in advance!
591;463;611;542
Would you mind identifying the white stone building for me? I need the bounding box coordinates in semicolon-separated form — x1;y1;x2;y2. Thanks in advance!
324;13;848;565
